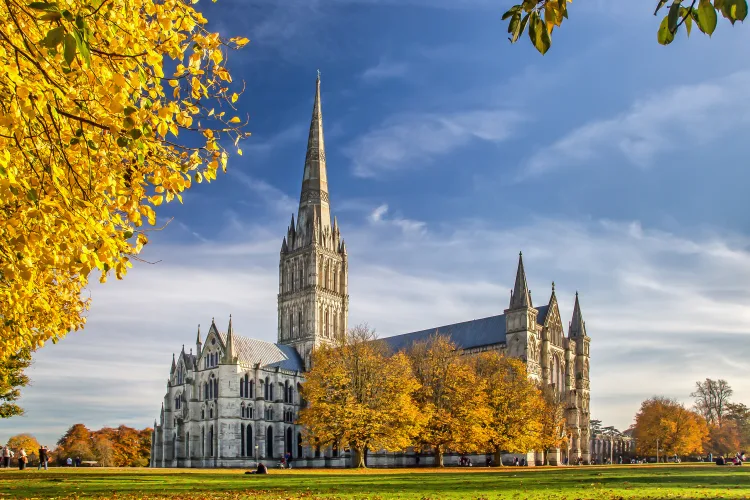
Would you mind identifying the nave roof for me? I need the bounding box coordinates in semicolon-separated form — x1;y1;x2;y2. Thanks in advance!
215;331;304;372
381;305;549;353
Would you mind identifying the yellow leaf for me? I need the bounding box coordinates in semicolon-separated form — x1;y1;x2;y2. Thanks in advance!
229;116;241;123
231;92;238;103
157;121;168;137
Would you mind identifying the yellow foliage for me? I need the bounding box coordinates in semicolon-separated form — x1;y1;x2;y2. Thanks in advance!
407;334;492;466
299;325;424;468
470;351;544;462
0;0;249;359
536;384;568;463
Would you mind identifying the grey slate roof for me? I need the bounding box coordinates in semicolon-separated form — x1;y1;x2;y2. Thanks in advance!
381;305;549;354
536;305;550;326
217;332;304;372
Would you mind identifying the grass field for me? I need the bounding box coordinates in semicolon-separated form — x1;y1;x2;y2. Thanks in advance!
0;464;748;499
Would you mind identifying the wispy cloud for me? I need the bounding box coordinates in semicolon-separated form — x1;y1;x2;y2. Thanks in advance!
360;59;409;82
522;70;750;178
344;109;525;178
369;204;426;235
230;170;297;216
242;124;306;158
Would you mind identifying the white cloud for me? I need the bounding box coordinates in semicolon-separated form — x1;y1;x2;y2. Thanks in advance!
523;70;750;178
361;59;409;82
368;203;426;234
345;109;525;178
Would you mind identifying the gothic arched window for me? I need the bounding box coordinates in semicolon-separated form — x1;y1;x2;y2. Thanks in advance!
289;312;293;337
299;267;303;288
298;311;302;334
250;379;255;399
325;310;329;337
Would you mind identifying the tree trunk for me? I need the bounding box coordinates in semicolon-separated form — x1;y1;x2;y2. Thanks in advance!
494;449;503;467
544;449;549;466
436;445;444;467
354;447;366;468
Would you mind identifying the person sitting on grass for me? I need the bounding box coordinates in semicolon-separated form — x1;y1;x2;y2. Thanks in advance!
246;462;268;475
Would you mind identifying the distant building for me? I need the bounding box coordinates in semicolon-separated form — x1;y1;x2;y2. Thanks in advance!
150;75;591;468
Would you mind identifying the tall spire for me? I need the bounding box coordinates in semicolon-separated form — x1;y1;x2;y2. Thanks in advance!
569;292;587;338
509;251;532;309
297;72;331;243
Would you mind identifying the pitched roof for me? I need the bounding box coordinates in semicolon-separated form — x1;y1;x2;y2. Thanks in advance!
381;305;549;354
216;332;304;372
536;304;550;325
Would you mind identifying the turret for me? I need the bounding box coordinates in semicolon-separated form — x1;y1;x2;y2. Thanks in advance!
222;315;238;365
504;252;541;379
196;324;202;356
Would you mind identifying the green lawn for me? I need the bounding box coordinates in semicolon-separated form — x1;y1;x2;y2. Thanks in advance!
0;464;748;499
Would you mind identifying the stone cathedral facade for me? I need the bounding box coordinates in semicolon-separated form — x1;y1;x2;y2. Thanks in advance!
150;76;592;468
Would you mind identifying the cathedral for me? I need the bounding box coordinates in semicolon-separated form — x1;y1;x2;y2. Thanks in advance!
150;75;591;468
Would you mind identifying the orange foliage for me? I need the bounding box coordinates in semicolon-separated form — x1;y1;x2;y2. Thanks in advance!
634;397;708;458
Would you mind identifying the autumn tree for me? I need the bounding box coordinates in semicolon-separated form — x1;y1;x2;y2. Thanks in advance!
470;351;543;466
706;420;742;456
502;0;747;55
0;348;31;417
91;433;115;466
725;403;750;449
7;433;40;462
407;334;491;467
691;378;733;428
536;384;568;465
0;0;250;361
633;397;708;459
299;324;423;468
56;423;94;461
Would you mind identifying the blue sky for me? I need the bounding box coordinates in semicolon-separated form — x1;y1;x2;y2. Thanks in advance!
5;0;750;446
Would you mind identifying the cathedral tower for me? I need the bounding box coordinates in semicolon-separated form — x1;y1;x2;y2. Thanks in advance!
504;252;542;381
278;74;349;370
568;292;591;463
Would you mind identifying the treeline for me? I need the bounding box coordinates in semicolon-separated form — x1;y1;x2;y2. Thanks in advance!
299;325;572;468
631;379;749;459
6;424;151;467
